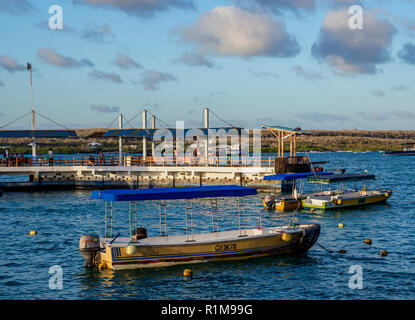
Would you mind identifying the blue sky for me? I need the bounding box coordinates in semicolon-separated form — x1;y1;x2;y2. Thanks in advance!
0;0;415;130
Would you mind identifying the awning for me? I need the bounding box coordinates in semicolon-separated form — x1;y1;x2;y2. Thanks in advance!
264;172;334;181
0;130;77;138
102;127;243;138
262;125;311;135
91;185;257;202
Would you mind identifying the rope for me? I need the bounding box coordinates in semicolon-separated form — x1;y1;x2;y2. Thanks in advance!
0;112;31;130
315;242;334;254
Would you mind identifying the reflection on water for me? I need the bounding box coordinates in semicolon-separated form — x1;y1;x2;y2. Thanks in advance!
0;152;414;299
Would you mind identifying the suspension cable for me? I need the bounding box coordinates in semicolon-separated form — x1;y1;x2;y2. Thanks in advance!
209;109;238;128
0;112;31;130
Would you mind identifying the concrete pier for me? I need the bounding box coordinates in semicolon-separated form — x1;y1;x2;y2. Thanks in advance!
0;155;290;192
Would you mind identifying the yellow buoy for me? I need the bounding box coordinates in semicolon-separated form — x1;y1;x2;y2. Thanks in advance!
126;244;137;255
282;232;293;242
380;250;388;257
28;230;37;235
364;239;372;245
310;208;315;212
338;223;344;228
183;269;192;276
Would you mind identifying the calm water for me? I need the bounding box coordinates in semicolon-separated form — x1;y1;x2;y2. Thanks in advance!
0;152;414;300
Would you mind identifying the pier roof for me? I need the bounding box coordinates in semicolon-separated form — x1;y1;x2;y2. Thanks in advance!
0;130;77;138
91;185;257;202
102;127;243;138
262;125;311;135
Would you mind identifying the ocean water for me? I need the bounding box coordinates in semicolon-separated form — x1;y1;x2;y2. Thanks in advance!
0;152;414;300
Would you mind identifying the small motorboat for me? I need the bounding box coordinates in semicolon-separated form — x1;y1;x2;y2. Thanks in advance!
382;143;415;156
262;172;335;212
79;185;320;270
301;173;392;211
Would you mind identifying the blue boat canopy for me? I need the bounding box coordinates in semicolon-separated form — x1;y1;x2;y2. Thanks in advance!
263;172;334;181
91;185;257;202
307;173;376;184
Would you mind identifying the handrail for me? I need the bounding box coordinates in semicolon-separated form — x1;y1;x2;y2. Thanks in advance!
0;154;277;168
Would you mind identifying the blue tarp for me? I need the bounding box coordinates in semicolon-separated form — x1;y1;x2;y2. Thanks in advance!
263;172;334;181
91;185;257;202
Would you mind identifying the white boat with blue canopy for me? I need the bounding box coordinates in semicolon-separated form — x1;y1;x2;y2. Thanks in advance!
79;185;320;270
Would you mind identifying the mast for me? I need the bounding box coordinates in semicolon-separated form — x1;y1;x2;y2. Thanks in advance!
142;109;147;161
118;113;123;165
203;107;209;164
27;63;36;158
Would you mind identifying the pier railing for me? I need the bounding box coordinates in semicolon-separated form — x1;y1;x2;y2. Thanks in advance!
0;155;276;168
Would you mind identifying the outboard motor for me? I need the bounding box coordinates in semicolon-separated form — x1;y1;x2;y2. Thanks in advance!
79;235;100;268
264;195;276;210
132;227;147;242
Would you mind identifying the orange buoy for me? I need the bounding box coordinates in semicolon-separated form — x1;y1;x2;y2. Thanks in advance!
364;239;372;245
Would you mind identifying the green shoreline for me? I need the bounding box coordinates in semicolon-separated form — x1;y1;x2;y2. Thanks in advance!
1;129;414;154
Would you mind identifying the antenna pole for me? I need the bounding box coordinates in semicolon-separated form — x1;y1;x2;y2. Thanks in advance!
27;63;36;158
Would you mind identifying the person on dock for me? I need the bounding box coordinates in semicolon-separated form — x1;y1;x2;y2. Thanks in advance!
3;149;10;166
48;149;54;166
88;155;95;166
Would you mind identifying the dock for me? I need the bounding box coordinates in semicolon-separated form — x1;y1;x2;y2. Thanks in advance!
1;108;312;193
0;154;292;192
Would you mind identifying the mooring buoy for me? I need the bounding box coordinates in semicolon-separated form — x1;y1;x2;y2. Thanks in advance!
183;269;192;276
364;239;372;245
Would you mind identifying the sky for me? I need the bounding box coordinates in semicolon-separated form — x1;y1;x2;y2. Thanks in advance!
0;0;415;130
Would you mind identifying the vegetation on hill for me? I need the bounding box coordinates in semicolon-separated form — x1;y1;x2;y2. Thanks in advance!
1;129;414;154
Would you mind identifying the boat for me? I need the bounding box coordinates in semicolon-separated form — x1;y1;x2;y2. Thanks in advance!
382;143;415;156
262;172;335;212
301;173;392;211
79;185;320;270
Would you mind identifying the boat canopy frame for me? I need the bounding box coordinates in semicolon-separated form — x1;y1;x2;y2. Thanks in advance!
92;185;258;241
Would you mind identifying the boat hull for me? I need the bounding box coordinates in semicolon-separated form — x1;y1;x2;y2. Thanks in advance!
382;151;415;156
263;198;302;212
302;190;392;211
98;224;320;270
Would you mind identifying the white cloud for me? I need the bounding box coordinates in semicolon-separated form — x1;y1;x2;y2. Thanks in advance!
179;6;299;58
312;9;397;74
